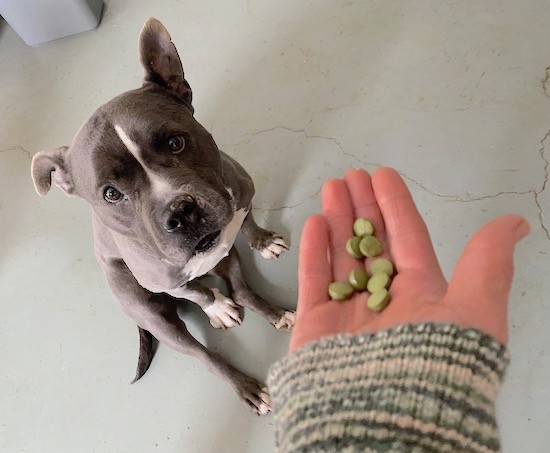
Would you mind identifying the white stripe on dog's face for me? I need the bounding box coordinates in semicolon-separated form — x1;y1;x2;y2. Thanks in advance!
114;124;174;197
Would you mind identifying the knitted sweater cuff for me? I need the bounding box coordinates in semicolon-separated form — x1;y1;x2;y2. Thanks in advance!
267;323;509;453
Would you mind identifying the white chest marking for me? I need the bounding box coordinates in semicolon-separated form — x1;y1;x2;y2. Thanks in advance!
183;208;248;280
114;124;174;197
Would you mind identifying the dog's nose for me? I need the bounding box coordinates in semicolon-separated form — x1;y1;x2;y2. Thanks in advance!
165;195;198;232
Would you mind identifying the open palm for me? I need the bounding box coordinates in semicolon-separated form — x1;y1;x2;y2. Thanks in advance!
290;168;529;353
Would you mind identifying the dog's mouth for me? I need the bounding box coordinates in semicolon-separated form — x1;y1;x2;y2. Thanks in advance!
194;230;221;254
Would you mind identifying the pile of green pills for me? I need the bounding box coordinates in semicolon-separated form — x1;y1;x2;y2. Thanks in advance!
328;218;395;313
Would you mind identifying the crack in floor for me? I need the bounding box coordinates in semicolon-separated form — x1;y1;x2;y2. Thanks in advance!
533;128;550;239
243;125;380;168
240;124;550;240
537;128;550;194
534;192;550;239
542;66;550;98
0;146;31;161
253;188;322;214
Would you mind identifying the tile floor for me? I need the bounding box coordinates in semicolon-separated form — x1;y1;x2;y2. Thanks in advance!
1;1;549;452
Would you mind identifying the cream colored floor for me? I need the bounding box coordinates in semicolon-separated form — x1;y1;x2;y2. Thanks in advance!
1;1;549;452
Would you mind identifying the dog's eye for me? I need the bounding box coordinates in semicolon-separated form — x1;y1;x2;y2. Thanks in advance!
167;135;185;154
104;187;124;203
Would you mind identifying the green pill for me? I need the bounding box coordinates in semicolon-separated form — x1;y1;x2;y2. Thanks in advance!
367;289;391;312
353;218;374;236
349;268;369;291
370;258;394;276
328;282;354;301
367;272;391;293
346;236;363;259
359;235;383;257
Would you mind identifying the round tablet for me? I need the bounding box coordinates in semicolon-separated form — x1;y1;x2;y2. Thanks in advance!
346;236;363;259
359;235;383;258
328;282;354;301
370;258;394;276
367;272;391;293
367;289;391;312
349;268;368;291
353;218;374;237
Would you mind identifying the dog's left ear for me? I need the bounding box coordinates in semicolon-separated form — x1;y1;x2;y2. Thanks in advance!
138;18;193;109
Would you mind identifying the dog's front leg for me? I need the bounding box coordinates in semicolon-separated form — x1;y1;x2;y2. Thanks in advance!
99;257;271;415
240;210;289;259
215;247;296;330
169;281;242;330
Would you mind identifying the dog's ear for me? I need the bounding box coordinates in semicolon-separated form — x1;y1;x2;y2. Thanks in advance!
138;18;193;109
31;146;76;197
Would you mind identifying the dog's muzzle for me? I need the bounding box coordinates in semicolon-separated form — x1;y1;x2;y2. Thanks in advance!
163;194;222;254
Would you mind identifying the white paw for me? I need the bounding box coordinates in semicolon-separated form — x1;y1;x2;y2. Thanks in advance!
259;237;289;260
273;311;296;330
204;288;242;329
258;388;272;415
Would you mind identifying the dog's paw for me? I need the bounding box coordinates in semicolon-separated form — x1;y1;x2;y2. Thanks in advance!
258;235;289;260
204;289;242;330
248;229;289;260
257;388;272;415
273;311;296;331
235;379;272;416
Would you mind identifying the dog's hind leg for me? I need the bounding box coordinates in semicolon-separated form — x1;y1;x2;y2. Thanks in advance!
135;293;271;414
99;257;271;414
214;247;295;330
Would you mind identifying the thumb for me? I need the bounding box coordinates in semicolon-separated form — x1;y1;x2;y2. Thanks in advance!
445;215;530;343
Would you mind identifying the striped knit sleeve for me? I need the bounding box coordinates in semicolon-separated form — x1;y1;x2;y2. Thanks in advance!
267;323;509;453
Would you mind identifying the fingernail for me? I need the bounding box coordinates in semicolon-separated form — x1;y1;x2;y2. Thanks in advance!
514;217;531;242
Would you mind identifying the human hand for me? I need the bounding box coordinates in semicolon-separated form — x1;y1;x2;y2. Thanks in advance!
289;168;530;353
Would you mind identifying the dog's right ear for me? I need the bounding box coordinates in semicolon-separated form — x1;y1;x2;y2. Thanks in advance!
31;147;75;197
138;18;193;109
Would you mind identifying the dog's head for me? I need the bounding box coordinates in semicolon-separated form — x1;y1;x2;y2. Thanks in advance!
31;19;235;265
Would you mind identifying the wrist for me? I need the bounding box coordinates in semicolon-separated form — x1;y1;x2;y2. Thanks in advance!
268;323;509;452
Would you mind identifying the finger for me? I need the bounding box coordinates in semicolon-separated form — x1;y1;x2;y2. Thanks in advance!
445;215;530;342
344;169;386;237
322;179;357;282
344;168;393;272
297;215;331;313
372;168;445;284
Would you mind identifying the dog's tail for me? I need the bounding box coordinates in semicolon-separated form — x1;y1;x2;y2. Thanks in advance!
130;327;156;384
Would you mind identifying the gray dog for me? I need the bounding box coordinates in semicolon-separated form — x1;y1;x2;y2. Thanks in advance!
30;18;295;415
